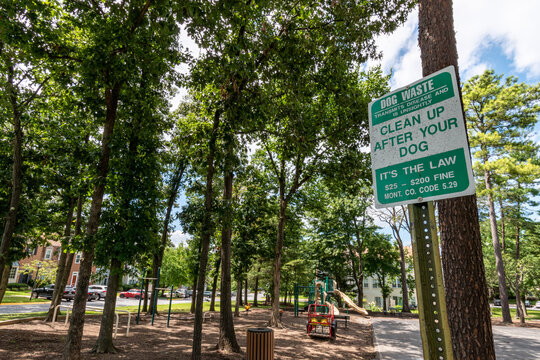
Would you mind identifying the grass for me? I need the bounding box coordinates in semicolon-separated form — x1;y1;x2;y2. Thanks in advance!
491;307;540;321
0;299;270;322
2;290;49;304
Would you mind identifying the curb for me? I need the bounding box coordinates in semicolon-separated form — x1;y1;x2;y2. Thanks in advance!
0;313;102;327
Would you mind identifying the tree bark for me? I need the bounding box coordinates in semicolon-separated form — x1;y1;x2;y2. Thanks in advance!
484;169;512;323
46;198;75;321
92;258;122;353
191;109;222;360
149;165;184;316
63;83;120;360
418;1;496;358
190;275;197;314
234;278;241;317
244;277;248;306
0;64;23;283
0;265;10;303
394;234;410;312
352;219;365;307
270;192;287;327
499;198;506;252
209;256;221;312
253;268;259;307
348;243;363;307
216;128;240;353
142;279;149;312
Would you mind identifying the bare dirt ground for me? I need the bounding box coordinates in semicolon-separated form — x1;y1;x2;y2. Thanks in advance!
0;308;375;359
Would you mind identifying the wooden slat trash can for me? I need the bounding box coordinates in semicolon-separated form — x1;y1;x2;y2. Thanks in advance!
246;328;274;360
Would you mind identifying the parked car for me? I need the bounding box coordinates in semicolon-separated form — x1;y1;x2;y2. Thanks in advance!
119;289;144;299
32;284;55;299
62;286;100;301
185;290;193;298
525;300;531;307
493;298;501;306
88;285;107;300
204;290;212;297
175;289;186;298
535;301;540;309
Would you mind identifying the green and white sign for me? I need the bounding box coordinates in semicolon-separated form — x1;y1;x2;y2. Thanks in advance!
368;66;475;208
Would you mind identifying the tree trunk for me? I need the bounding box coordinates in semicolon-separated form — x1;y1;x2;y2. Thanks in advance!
216;128;240;353
148;259;159;315
46;198;75;321
0;65;23;283
269;191;287;327
352;219;365;307
209;256;221;312
418;1;496;358
395;234;410;313
244;277;248;306
191;110;222;360
499;198;506;252
142;280;149;312
484;170;512;323
0;265;10;303
190;276;197;314
253;268;259;307
348;242;363;307
92;258;122;353
149;165;184;316
234;278;241;317
63;83;120;360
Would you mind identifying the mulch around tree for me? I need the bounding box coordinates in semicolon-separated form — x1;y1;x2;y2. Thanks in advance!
0;308;376;359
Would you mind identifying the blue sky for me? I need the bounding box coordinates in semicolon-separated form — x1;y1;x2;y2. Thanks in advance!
170;1;540;246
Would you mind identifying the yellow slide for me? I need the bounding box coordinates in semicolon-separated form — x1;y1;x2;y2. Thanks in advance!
334;289;369;317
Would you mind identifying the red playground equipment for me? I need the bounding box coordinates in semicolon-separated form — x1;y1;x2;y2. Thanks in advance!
306;304;337;339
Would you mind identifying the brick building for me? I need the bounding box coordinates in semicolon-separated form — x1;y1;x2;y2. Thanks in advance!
8;240;96;287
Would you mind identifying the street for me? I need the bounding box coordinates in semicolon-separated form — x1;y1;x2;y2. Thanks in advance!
0;296;192;315
372;317;540;360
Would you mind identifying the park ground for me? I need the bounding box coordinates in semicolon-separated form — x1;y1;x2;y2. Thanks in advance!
0;308;375;359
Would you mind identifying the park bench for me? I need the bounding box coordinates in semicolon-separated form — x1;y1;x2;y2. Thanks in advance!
334;314;350;328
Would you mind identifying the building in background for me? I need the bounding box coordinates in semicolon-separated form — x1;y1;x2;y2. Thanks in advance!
8;240;96;287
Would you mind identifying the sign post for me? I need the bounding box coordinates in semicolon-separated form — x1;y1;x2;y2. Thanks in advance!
369;66;475;360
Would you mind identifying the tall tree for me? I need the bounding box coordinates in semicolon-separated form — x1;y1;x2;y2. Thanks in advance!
418;0;495;357
56;1;186;358
376;206;411;312
0;1;57;284
463;69;540;323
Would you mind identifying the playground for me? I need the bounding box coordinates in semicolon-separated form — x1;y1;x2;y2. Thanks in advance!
0;308;375;359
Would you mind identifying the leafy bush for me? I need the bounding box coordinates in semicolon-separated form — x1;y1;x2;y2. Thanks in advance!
367;301;382;312
7;283;30;291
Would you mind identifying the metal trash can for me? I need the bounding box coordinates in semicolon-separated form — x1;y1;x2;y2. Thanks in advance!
246;327;274;360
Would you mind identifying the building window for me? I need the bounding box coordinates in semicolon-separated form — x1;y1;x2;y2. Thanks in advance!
392;278;401;288
392;296;403;306
372;278;379;288
363;278;369;288
375;297;382;307
9;267;18;280
75;253;81;264
44;248;53;260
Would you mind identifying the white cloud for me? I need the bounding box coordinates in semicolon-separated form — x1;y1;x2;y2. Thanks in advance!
373;0;540;88
170;230;191;247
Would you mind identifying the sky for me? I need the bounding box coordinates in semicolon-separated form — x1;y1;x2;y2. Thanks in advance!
170;0;540;247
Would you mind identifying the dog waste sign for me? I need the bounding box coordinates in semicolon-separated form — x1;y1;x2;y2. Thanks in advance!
368;66;475;208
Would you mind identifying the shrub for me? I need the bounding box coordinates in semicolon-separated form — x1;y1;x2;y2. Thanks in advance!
7;283;30;291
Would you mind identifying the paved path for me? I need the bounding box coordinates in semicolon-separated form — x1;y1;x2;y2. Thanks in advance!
372;317;540;359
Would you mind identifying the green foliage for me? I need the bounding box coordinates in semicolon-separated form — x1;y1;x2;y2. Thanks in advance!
160;246;191;287
20;259;58;287
6;283;29;291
